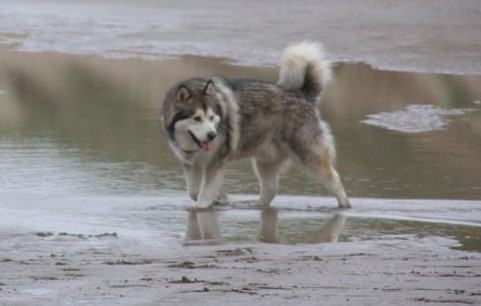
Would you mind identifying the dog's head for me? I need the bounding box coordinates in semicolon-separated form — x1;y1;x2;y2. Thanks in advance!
163;79;222;152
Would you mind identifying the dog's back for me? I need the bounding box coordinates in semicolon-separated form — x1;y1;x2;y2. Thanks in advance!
226;41;333;160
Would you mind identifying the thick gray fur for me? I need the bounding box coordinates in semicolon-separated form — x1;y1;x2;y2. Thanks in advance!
161;41;350;209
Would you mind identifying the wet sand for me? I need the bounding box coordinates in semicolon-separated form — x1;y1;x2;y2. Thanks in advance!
0;195;481;305
1;196;480;306
3;235;481;306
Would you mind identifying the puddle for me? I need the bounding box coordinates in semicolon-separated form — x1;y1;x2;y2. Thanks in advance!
186;208;346;246
1;196;479;252
0;50;480;254
362;104;477;133
182;196;481;252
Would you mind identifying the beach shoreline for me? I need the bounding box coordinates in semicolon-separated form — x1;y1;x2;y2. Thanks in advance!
1;0;481;75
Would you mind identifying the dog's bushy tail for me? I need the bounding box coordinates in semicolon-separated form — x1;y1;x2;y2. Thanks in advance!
277;41;332;102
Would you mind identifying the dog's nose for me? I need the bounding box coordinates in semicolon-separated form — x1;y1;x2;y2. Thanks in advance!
207;131;217;141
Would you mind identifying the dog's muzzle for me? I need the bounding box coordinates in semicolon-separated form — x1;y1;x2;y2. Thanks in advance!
188;131;216;152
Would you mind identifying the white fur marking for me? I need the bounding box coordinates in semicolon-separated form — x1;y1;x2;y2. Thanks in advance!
277;41;332;90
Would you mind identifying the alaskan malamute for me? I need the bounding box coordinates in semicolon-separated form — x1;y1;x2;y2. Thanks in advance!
161;41;351;208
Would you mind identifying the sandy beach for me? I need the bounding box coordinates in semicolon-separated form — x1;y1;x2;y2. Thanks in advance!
3;233;481;306
1;196;480;306
1;1;481;305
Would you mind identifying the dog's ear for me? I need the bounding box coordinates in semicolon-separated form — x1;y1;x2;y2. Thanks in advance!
202;79;216;97
176;85;191;103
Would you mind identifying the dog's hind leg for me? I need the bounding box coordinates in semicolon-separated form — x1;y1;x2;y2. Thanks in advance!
253;158;286;207
297;143;351;208
306;154;351;208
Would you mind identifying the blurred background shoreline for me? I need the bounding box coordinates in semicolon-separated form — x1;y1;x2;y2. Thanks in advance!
1;0;481;75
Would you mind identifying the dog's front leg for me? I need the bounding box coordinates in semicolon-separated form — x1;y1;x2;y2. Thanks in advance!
183;163;202;201
196;163;225;209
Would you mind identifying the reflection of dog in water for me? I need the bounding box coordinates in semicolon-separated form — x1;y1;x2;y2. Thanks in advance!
258;208;345;244
161;41;351;209
185;208;223;245
184;208;345;245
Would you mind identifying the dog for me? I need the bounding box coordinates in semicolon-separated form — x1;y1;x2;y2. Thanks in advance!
161;41;351;209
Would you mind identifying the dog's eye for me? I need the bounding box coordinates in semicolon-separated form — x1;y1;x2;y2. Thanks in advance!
193;116;201;122
209;115;215;121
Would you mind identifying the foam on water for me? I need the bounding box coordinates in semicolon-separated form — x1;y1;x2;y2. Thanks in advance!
361;104;477;133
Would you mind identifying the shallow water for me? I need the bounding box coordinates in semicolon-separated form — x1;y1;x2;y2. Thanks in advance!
0;51;480;250
1;51;480;199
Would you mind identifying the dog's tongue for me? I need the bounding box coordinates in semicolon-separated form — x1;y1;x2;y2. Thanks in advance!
201;142;210;152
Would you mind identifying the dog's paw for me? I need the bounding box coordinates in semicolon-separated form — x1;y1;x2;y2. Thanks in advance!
338;198;352;209
213;192;229;206
195;199;213;209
